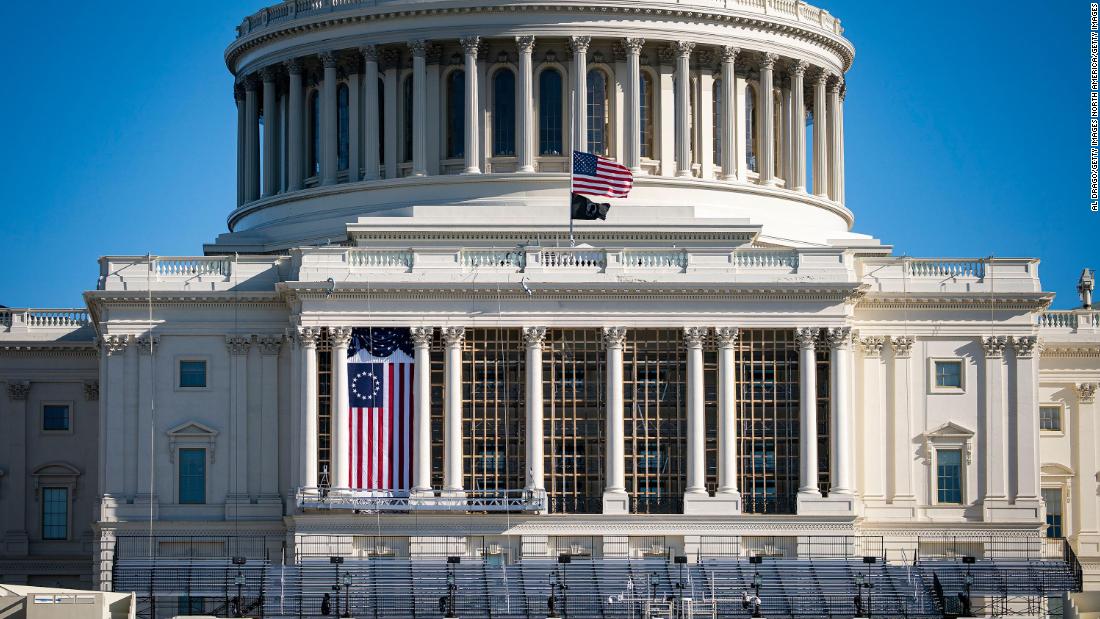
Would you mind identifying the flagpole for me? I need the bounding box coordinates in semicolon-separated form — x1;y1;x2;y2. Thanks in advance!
569;156;576;247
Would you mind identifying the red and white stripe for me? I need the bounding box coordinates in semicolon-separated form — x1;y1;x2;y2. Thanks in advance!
572;155;633;198
350;361;414;491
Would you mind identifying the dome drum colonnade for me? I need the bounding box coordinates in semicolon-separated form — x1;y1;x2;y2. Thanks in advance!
294;324;859;515
233;33;849;209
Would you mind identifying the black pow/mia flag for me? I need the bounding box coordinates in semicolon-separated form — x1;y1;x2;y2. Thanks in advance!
571;192;611;220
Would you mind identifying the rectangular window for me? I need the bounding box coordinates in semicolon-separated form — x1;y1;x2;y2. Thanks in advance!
42;404;70;431
178;448;206;504
41;487;68;540
936;449;963;504
1043;488;1063;538
1039;405;1063;432
934;360;963;389
179;360;207;389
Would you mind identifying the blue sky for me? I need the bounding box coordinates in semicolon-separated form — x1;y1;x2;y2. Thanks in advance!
0;2;1090;308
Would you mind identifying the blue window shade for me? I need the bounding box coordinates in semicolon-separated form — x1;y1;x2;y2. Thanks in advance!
586;69;607;155
492;69;516;156
1043;488;1063;538
43;404;70;431
402;76;414;163
447;70;465;159
539;70;563;156
935;361;962;388
640;72;653;159
179;448;206;504
179;360;207;388
42;487;68;540
936;449;962;504
745;84;757;172
308;91;321;176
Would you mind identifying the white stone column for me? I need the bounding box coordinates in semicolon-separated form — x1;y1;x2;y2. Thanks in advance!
443;327;465;493
410;327;434;495
524;327;547;494
837;84;846;204
426;48;442;175
720;46;739;181
460;37;481;175
570;36;591;154
347;68;361;183
888;336;916;507
983;335;1010;515
757;52;778;186
716;328;740;503
826;327;855;496
812;70;829;198
827;76;842;202
1012;336;1041;504
624;38;645;174
516;36;536;173
261;66;279;197
674;41;695;177
1073;384;1100;551
780;80;792;183
299;327;320;492
330;327;353;492
602;327;629;513
410;40;428;177
235;87;245;206
684;328;708;500
285;59;304;191
99;337;129;521
320;52;339;186
858;336;887;506
6;381;29;544
134;335;159;510
789;60;808;192
226;336;251;510
658;59;676;176
257;336;282;502
796;327;820;498
362;47;380;181
244;76;261;202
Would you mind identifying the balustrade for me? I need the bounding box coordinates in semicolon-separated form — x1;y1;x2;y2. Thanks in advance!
0;309;90;332
154;257;231;277
347;249;413;269
623;250;687;270
540;249;606;270
461;249;526;270
906;259;985;279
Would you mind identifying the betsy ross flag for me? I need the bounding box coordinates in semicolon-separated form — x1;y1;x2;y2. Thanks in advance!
571;151;633;198
347;328;414;492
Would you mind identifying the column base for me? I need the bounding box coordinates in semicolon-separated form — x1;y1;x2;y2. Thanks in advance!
602;490;630;515
461;168;482;175
797;491;857;516
683;492;741;515
440;489;467;499
517;165;535;173
676;170;693;178
99;494;123;521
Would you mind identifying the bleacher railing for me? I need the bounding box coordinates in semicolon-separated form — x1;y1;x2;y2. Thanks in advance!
296;488;544;512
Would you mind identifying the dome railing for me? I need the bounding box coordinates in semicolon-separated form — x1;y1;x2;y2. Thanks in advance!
236;0;843;41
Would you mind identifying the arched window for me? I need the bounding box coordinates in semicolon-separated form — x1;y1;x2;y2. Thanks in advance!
402;75;414;163
745;84;758;173
447;70;465;159
713;79;722;166
586;69;609;155
492;69;516;157
308;90;321;177
640;72;654;159
377;77;385;167
539;69;563;156
337;83;349;171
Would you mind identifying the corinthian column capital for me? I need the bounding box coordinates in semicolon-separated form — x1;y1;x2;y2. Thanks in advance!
523;326;547;349
330;327;354;349
602;327;627;349
715;327;739;348
442;326;465;347
515;35;536;53
569;36;592;54
410;326;434;347
795;327;819;350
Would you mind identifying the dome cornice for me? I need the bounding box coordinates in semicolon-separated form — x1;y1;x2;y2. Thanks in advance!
226;1;854;73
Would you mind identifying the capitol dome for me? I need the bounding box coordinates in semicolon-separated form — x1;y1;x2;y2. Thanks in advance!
215;0;874;252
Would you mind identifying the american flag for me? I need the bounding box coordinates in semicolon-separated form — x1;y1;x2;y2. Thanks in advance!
571;151;633;198
347;328;414;492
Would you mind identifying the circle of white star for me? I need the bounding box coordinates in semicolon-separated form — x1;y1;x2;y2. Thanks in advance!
351;370;381;399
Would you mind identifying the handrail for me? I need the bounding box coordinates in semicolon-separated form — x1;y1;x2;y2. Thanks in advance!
0;308;90;329
297;488;545;512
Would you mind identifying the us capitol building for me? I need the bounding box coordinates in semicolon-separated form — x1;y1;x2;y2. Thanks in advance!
1;1;1097;617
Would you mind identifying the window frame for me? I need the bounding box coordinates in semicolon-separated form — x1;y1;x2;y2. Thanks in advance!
536;66;566;158
928;357;966;394
176;357;210;391
1039;403;1065;434
41;486;70;541
177;447;208;505
444;67;466;161
41;401;73;434
490;66;517;158
585;66;611;157
337;81;351;172
306;88;321;180
639;68;657;162
933;448;964;505
1042;486;1065;538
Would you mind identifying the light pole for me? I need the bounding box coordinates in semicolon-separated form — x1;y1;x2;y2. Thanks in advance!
557;554;572;619
674;555;687;616
749;555;763;619
855;556;876;618
961;555;975;617
341;571;352;618
445;556;460;618
232;556;247;618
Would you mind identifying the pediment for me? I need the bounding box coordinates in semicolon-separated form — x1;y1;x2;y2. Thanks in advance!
166;421;218;438
1042;463;1074;477
31;462;81;477
925;421;974;439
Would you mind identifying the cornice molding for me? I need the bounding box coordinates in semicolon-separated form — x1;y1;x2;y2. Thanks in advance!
1040;344;1100;358
228;3;854;74
857;293;1054;312
0;342;98;355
